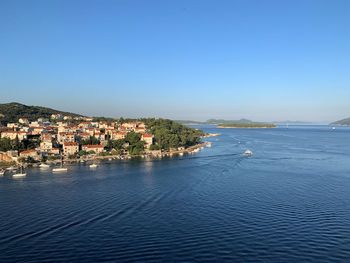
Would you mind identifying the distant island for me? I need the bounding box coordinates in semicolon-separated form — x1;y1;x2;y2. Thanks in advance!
331;117;350;126
177;118;276;128
0;102;208;168
217;122;276;128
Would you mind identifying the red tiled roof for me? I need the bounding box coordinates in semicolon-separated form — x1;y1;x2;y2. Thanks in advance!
59;132;75;135
63;142;78;146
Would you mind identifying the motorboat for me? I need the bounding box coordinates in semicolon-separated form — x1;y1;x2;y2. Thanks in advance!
39;163;50;169
13;166;26;177
243;149;253;157
0;169;5;176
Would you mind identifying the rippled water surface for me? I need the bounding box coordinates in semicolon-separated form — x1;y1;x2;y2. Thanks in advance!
1;125;350;262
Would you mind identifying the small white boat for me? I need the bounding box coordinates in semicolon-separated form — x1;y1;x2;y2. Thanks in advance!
53;158;67;173
13;166;26;177
39;163;50;168
243;149;253;157
52;167;68;173
89;164;98;168
0;169;5;176
332;127;336;130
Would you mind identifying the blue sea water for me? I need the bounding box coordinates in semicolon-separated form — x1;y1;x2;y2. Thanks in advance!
1;125;350;262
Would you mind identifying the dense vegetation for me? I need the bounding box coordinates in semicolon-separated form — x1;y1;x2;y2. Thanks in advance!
0;102;82;125
0;137;39;152
331;117;350;126
79;136;100;145
143;118;204;149
107;131;145;155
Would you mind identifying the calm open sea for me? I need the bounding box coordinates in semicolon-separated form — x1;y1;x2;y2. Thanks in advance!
1;125;350;262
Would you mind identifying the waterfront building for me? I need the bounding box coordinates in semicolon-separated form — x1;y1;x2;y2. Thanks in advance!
82;144;104;154
141;133;154;148
63;142;79;156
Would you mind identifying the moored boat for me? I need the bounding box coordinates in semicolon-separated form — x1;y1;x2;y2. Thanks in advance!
53;157;67;173
39;163;50;168
6;166;17;171
13;166;26;177
52;167;68;172
89;163;98;168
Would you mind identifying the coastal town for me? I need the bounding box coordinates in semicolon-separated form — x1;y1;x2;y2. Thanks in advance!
0;113;211;171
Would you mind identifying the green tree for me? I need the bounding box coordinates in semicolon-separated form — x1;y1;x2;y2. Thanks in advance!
149;144;160;150
109;139;125;150
80;136;100;145
125;132;141;145
128;141;145;155
0;138;12;151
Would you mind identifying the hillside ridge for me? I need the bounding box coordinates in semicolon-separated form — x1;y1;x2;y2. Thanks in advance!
0;102;83;124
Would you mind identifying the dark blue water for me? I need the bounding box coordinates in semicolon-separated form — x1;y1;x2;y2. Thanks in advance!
1;125;350;262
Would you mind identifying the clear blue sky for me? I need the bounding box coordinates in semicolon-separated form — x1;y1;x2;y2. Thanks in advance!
0;0;349;122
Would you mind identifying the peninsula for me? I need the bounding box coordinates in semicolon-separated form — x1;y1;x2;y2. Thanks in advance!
0;103;208;168
177;118;276;128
